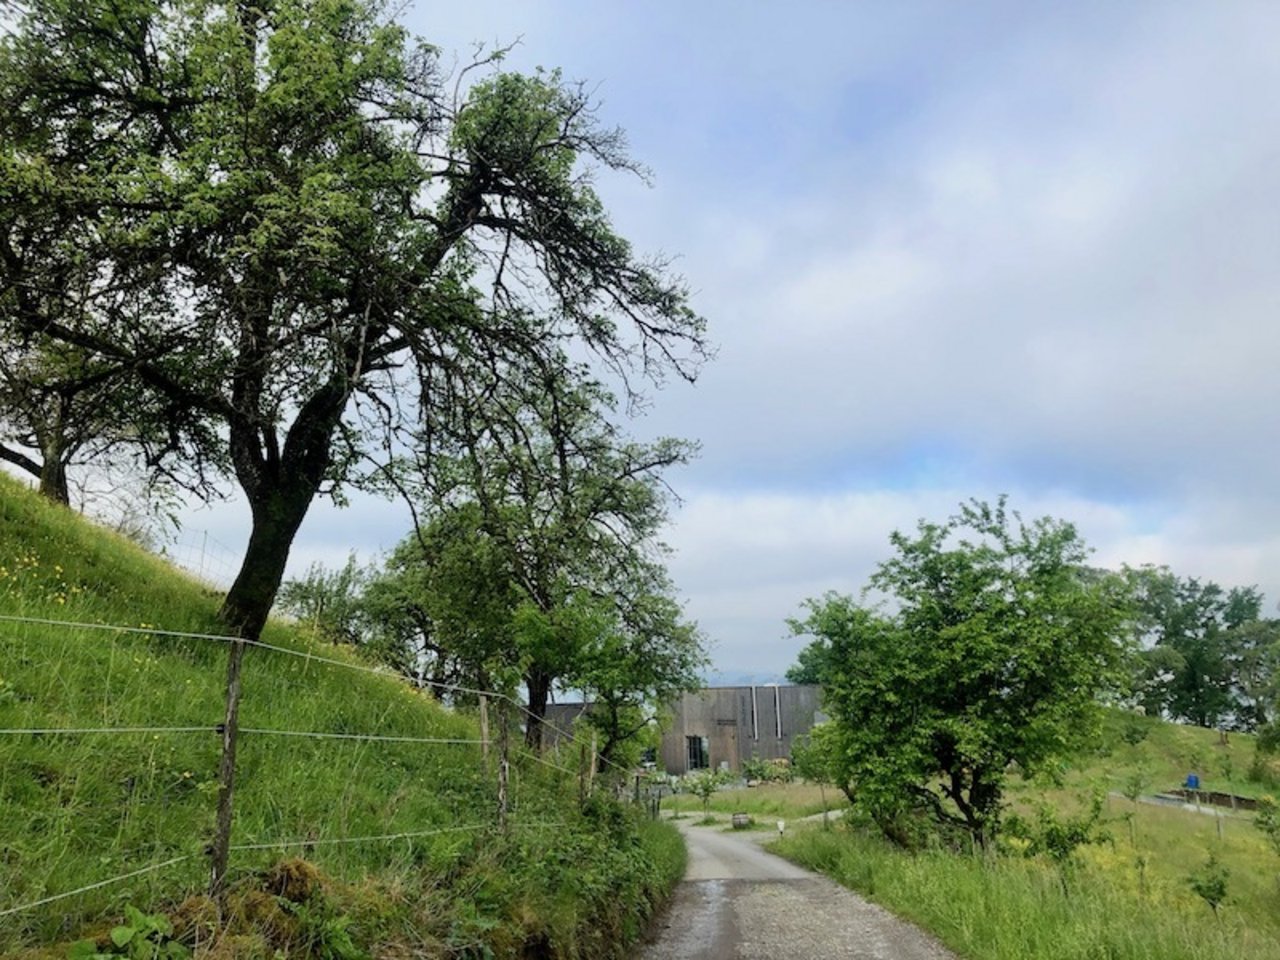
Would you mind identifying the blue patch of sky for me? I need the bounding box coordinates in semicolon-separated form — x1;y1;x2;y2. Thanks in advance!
673;422;1186;514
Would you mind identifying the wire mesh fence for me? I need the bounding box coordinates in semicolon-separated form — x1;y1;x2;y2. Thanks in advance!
0;613;620;942
156;530;241;591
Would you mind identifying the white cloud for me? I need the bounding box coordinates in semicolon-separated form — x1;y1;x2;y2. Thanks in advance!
161;1;1280;682
668;484;1280;680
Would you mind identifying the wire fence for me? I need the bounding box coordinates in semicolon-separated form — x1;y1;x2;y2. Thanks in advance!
0;613;629;776
0;612;631;934
156;529;240;590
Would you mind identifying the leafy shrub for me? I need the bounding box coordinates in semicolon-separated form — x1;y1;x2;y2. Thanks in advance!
1256;795;1280;857
741;754;770;782
1005;794;1108;894
742;753;792;783
1188;854;1230;921
279;899;367;960
683;770;731;815
68;906;189;960
1120;713;1151;746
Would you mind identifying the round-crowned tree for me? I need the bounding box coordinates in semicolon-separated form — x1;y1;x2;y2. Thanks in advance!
790;498;1129;848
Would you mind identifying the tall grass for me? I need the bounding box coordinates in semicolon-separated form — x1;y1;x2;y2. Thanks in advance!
0;475;680;957
1059;709;1270;802
774;825;1280;960
664;781;846;819
768;730;1280;960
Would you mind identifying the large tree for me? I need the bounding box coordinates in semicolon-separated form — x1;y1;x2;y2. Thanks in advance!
388;369;700;748
356;501;524;698
571;570;705;769
0;0;707;642
792;499;1129;849
0;343;120;504
1124;566;1273;729
0;131;211;506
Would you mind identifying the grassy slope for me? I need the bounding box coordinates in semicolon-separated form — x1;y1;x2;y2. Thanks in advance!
0;474;680;958
771;712;1280;960
664;781;847;820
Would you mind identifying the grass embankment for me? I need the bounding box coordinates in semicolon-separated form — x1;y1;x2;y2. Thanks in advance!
664;781;846;821
770;713;1280;960
0;474;680;958
774;825;1280;960
1068;709;1272;802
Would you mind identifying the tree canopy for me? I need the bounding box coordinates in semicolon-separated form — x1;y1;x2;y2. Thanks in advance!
1124;566;1280;730
277;367;707;754
790;498;1129;848
0;0;708;641
371;371;704;749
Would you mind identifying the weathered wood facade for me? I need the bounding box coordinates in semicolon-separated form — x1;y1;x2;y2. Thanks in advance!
542;685;825;775
658;684;825;775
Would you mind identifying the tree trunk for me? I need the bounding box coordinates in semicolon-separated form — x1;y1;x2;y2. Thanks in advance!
209;469;323;892
525;666;552;751
38;455;69;505
218;481;318;640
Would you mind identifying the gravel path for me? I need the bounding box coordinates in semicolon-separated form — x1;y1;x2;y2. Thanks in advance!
638;823;956;960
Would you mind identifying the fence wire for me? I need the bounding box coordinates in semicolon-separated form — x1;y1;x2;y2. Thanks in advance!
0;856;195;920
0;820;568;919
0;724;488;746
0;612;637;778
0;609;636;934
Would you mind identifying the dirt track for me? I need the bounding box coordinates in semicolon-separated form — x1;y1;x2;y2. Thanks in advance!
637;822;956;960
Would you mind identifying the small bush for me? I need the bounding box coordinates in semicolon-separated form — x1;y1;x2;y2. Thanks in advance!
1188;853;1230;921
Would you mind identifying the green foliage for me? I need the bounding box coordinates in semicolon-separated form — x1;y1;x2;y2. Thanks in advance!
372;375;705;750
790;729;839;827
1187;854;1230;918
574;585;706;769
277;554;369;646
1121;713;1152;745
358;503;521;694
742;753;793;784
1255;796;1280;857
1006;794;1109;894
1125;567;1280;731
683;770;731;816
1119;762;1154;845
784;638;831;685
795;498;1130;848
741;754;770;782
278;899;367;960
1258;722;1280;756
0;476;681;957
0;0;708;643
775;825;1280;960
68;905;188;960
1007;794;1109;867
770;707;1280;958
1120;763;1154;805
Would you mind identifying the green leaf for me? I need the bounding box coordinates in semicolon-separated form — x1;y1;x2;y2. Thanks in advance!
67;940;99;960
110;925;135;947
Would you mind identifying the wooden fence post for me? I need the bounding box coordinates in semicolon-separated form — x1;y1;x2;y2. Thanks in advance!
587;731;597;794
497;701;509;832
209;638;246;894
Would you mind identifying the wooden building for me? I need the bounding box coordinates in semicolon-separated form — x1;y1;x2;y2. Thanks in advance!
658;684;825;775
541;684;825;776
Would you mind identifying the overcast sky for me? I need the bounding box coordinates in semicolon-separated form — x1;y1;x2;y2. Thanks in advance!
176;1;1280;683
